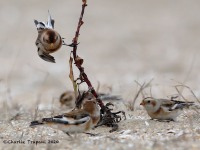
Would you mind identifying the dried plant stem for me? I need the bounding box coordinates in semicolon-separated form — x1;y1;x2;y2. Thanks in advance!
175;84;200;103
70;2;104;108
132;79;153;108
68;1;125;131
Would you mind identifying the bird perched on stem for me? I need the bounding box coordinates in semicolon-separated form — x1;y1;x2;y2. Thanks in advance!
140;97;194;121
30;99;100;134
34;11;76;63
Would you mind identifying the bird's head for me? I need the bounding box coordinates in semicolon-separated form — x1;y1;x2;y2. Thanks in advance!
59;92;74;107
140;97;160;112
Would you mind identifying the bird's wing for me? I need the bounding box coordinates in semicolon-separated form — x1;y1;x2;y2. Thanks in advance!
63;109;89;119
34;20;46;31
47;10;55;29
37;48;55;63
41;111;90;125
170;100;194;110
98;93;122;100
160;99;175;106
30;112;90;127
160;99;194;111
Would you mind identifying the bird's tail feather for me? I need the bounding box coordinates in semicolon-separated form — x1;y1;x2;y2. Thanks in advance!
189;104;200;109
41;116;89;125
30;120;44;127
47;10;54;29
171;102;195;110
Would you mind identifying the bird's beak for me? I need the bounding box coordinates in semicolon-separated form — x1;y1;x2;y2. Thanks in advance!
140;101;144;106
50;43;54;49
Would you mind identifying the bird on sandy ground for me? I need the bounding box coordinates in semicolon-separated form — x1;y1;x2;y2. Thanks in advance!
34;11;76;63
140;97;195;121
30;99;100;134
59;90;122;108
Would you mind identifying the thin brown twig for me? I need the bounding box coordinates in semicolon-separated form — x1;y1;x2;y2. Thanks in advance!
183;51;196;84
135;81;147;99
125;79;153;111
175;84;200;113
96;81;101;93
175;84;198;141
175;84;200;103
149;86;153;97
67;1;125;131
132;79;153;109
70;2;104;108
33;105;39;121
175;86;187;101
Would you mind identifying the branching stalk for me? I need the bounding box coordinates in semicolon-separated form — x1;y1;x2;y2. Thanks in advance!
67;1;125;132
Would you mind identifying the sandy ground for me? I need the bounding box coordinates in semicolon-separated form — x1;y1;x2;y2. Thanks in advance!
1;0;200;149
0;103;200;150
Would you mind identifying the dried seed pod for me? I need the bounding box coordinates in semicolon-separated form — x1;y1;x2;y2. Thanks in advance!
75;56;84;66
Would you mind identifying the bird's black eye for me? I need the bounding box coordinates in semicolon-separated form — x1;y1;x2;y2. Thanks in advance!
147;100;150;103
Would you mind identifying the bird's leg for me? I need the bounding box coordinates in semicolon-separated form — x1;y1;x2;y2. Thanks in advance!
156;119;175;122
64;132;72;137
84;132;99;136
67;43;79;47
62;40;79;47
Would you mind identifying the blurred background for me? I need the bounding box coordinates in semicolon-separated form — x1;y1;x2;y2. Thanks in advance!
0;0;200;107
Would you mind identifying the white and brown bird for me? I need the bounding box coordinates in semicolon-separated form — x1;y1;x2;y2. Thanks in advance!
30;99;100;134
140;97;194;121
34;11;75;63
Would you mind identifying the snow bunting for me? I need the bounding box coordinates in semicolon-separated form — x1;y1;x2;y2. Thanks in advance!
60;91;76;108
140;97;194;121
30;99;100;133
60;90;122;108
34;11;76;63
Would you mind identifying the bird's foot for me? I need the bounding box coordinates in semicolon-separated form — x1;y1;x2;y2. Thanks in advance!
63;41;79;48
156;119;175;122
65;132;72;137
84;132;99;136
